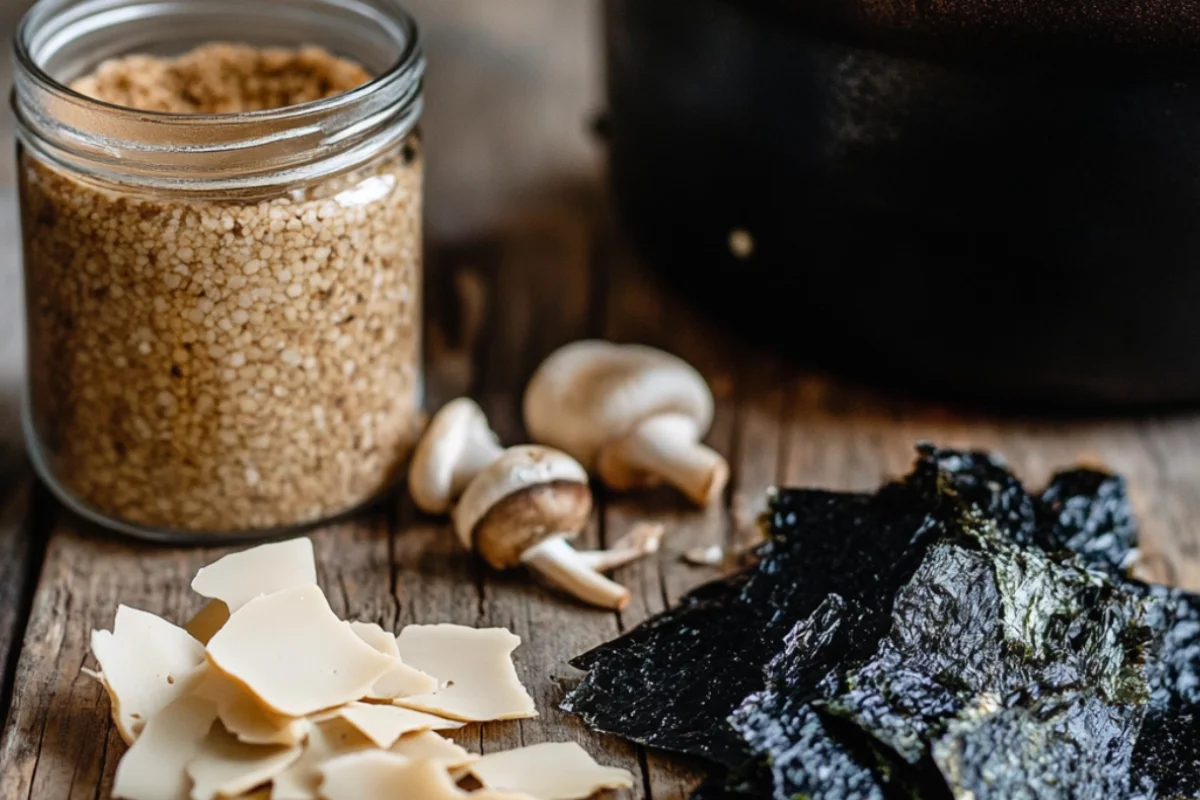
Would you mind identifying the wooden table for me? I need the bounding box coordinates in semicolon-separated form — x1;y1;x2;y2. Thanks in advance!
6;6;1200;800
5;201;1200;799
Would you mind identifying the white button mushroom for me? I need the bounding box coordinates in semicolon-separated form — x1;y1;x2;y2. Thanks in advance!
453;445;631;610
523;340;730;507
408;398;505;515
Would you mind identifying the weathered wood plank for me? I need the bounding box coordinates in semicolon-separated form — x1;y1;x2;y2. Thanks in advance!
461;206;645;795
0;471;39;734
0;515;218;799
596;243;792;800
8;235;1200;800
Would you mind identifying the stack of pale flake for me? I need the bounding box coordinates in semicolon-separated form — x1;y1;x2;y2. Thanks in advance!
87;538;633;800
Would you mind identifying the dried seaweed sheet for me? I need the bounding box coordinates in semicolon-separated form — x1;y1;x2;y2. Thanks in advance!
731;506;1153;799
563;447;964;766
725;596;894;800
562;446;1200;799
1131;583;1200;799
1040;468;1140;575
1041;473;1200;798
932;691;1142;799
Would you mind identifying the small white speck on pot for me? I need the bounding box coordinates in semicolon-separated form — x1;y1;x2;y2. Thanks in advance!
728;228;755;260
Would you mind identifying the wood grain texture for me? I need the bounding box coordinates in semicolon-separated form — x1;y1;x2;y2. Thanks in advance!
458;203;644;788
0;473;38;734
7;208;1200;800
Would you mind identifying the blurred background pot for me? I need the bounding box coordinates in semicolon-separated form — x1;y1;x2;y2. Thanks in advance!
603;0;1200;409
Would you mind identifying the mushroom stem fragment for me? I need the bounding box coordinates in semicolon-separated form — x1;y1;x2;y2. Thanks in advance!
575;522;665;573
575;550;649;573
596;413;729;506
520;537;631;610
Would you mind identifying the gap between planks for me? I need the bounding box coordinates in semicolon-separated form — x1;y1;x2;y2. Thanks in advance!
0;469;46;739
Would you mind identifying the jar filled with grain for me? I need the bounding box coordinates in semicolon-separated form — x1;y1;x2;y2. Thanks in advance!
13;0;427;540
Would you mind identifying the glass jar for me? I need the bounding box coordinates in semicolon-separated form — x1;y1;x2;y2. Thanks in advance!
13;0;426;541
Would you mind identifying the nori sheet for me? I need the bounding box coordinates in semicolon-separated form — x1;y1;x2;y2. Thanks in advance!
931;691;1143;799
563;447;964;767
1130;583;1200;799
1039;469;1140;575
561;446;1200;799
729;496;1153;799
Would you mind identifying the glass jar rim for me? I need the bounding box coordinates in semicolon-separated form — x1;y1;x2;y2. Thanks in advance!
12;0;426;194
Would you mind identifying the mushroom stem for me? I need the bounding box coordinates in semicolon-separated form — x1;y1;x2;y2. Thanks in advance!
576;522;665;572
575;550;649;573
596;413;729;506
520;537;631;610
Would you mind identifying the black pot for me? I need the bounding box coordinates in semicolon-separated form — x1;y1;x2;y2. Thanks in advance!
603;0;1200;409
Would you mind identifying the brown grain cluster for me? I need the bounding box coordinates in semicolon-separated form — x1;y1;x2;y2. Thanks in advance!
22;45;423;534
71;43;372;114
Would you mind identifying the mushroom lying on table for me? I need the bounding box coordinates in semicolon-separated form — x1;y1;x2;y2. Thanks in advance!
523;340;729;506
407;400;664;609
453;445;631;610
408;398;504;515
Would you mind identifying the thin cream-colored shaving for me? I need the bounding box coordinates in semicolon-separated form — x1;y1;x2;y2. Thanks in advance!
337;702;462;749
370;660;439;702
191;538;317;612
389;730;477;774
185;723;302;800
319;753;531;800
350;621;401;657
469;741;635;800
111;695;217;800
270;718;373;800
393;625;535;721
192;665;310;746
351;620;438;700
682;545;724;567
205;586;393;717
91;605;207;743
93;540;572;800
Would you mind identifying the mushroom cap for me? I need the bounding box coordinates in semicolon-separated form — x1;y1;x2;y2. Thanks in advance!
408;398;498;514
522;340;714;468
453;445;592;569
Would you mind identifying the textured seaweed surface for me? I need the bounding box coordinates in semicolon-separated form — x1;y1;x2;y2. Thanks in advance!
1040;469;1140;574
932;691;1142;799
563;449;963;766
1132;583;1200;799
562;446;1200;799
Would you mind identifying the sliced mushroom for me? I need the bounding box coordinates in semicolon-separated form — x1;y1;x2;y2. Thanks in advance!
409;398;504;515
453;445;631;610
523;340;729;506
